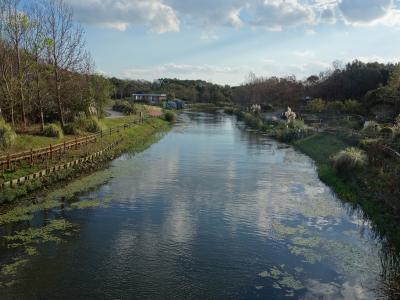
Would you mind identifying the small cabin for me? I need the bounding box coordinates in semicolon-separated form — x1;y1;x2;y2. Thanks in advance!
131;93;167;105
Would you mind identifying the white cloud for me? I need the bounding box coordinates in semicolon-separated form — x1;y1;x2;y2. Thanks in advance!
338;0;394;25
65;0;400;33
247;0;316;29
65;0;180;33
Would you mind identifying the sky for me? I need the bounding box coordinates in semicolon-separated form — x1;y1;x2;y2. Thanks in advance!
64;0;400;85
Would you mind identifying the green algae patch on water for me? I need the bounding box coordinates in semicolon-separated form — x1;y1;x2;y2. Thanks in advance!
288;245;323;264
70;195;113;210
258;265;304;294
0;219;77;287
272;223;306;237
292;236;322;248
0;199;60;226
25;246;38;256
5;219;76;249
1;259;29;276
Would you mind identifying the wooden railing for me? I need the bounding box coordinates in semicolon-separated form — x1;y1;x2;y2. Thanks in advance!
0;117;144;171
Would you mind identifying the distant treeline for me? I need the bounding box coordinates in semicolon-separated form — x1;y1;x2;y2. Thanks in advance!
233;60;400;121
109;78;232;103
0;0;112;130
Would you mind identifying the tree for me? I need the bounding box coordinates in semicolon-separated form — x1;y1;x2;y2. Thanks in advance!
3;0;30;126
44;0;86;126
90;74;113;117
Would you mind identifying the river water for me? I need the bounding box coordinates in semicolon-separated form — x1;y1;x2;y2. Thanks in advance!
0;111;398;299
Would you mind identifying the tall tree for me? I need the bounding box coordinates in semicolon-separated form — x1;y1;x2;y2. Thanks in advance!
44;0;85;126
4;0;30;126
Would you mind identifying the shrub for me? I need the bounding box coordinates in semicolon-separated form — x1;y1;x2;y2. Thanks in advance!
63;123;81;135
242;112;263;129
343;100;363;114
164;111;176;122
274;119;310;142
85;116;102;133
113;100;135;115
224;107;238;115
326;101;345;113
71;115;104;133
264;104;274;111
380;126;394;138
43;123;63;139
359;138;381;151
362;121;381;135
0;118;16;149
306;98;326;113
331;147;367;175
275;127;298;143
288;119;305;130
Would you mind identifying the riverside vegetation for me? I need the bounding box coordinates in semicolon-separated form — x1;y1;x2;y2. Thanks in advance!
0;108;173;203
224;104;400;248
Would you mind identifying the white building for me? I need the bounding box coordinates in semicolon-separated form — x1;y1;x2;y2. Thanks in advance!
131;93;167;105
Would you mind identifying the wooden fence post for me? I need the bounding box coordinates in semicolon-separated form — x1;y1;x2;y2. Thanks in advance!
30;149;33;166
50;144;53;160
75;137;78;150
7;153;10;170
64;140;66;152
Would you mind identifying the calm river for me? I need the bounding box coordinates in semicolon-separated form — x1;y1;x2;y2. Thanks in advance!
0;111;398;299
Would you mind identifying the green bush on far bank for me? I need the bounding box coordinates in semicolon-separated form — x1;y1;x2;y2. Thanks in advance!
306;98;364;115
65;115;105;135
43;123;63;139
164;111;176;122
112;100;136;115
0;118;16;149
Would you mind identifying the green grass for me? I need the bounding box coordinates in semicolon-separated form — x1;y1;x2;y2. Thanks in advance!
294;133;347;163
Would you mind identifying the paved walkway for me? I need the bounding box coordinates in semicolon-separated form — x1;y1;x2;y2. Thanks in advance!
105;107;124;119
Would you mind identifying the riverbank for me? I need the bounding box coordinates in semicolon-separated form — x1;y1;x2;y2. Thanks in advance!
0;116;171;204
294;134;400;245
225;107;400;247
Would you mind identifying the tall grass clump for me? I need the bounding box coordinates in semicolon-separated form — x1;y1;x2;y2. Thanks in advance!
0;118;16;149
43;123;63;139
70;114;105;133
331;147;367;175
164;111;176;122
274;119;310;143
85;116;103;133
362;121;381;135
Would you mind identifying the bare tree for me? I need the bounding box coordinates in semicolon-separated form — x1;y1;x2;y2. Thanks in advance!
25;0;49;130
3;0;30;126
44;0;85;126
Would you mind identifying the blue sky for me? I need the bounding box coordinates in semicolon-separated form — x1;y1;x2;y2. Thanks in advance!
65;0;400;85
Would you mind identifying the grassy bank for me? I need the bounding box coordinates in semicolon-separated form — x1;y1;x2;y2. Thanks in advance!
295;133;400;246
226;106;400;246
0;116;171;203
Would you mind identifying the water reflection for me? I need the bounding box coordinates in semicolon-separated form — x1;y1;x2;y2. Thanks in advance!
0;111;400;299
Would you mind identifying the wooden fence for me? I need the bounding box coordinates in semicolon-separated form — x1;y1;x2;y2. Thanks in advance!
0;117;143;172
0;138;123;190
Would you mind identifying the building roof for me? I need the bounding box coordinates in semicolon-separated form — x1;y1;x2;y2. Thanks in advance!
132;93;167;97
